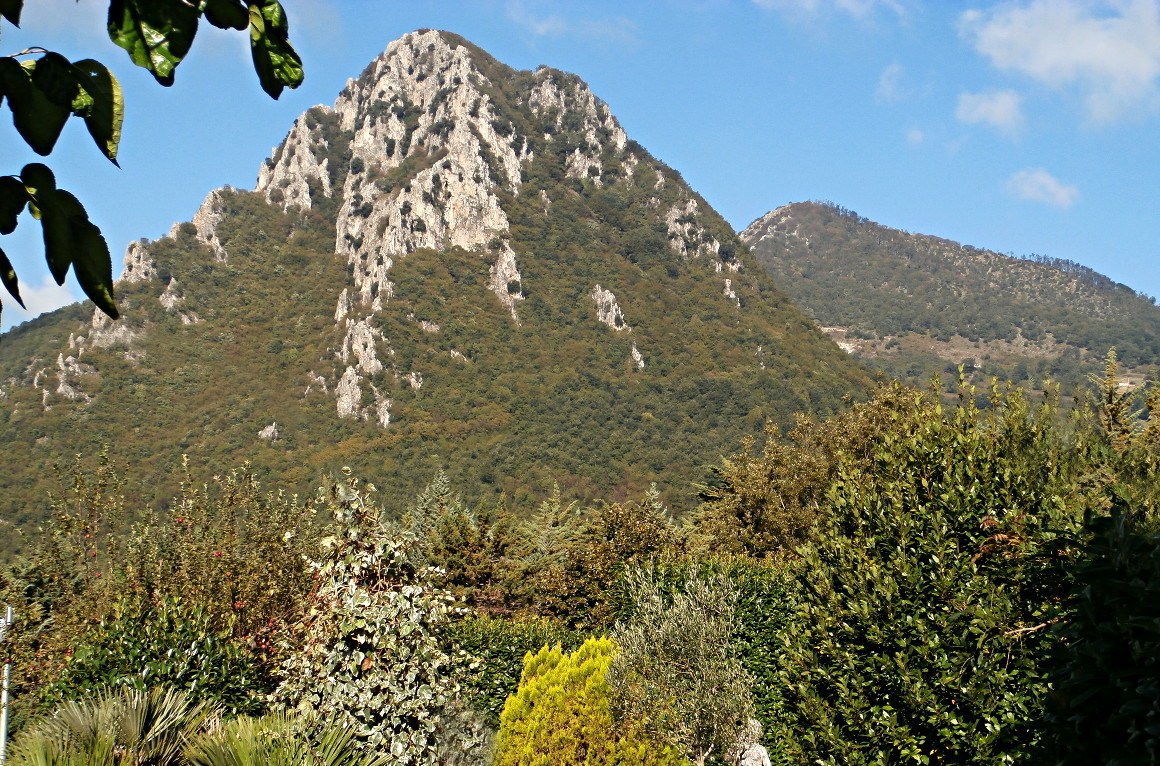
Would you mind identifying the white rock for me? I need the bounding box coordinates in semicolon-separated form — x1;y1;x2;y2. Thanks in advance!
120;239;156;283
488;245;524;322
591;285;629;331
630;342;645;370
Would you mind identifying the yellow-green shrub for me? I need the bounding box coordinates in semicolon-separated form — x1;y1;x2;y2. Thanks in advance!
494;637;683;766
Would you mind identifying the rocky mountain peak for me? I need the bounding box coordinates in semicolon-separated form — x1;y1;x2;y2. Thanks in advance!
0;32;874;538
252;29;664;424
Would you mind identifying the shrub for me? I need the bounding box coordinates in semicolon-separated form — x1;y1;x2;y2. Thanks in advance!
273;473;486;764
494;637;681;766
610;568;756;766
445;614;583;726
184;711;386;766
44;595;270;716
1045;500;1160;765
771;388;1081;764
8;687;213;766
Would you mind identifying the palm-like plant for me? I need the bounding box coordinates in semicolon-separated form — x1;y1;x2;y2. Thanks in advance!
184;713;386;766
9;687;211;766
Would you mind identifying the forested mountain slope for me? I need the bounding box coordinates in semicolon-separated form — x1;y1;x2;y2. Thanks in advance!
0;31;870;555
743;201;1160;390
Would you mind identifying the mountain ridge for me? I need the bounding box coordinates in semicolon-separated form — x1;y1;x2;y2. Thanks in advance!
742;200;1160;389
0;31;871;556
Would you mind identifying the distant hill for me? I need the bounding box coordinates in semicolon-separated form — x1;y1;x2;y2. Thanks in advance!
741;201;1160;391
0;32;871;557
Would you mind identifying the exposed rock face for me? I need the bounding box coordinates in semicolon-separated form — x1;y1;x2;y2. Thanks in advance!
254;29;643;426
666;198;721;261
724;278;740;308
630;342;645;370
121;240;156;283
88;308;140;351
159;279;201;324
591;285;629;331
488;246;524;322
189;188;230;261
258;422;280;441
163;188;232;261
257;111;334;210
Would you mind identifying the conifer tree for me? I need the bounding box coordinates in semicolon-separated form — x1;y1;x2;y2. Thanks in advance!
494;637;681;766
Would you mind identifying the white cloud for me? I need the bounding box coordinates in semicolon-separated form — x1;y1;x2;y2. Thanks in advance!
505;1;638;45
906;127;925;144
1005;167;1080;208
955;89;1025;135
753;0;907;17
877;62;906;101
2;275;81;330
960;0;1160;124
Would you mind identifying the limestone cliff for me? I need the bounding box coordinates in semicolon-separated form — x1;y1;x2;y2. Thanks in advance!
254;30;664;425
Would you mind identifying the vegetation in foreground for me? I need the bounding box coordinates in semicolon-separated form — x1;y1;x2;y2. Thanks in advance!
3;357;1160;765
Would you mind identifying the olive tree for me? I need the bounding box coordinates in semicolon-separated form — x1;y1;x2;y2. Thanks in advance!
609;567;756;766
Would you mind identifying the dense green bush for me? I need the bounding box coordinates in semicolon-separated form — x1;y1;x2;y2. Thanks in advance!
771;388;1082;764
46;596;269;716
1045;500;1160;765
0;461;317;727
690;385;917;556
445;614;584;726
610;568;755;766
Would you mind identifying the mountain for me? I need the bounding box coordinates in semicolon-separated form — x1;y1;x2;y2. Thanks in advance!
741;201;1160;391
0;31;871;556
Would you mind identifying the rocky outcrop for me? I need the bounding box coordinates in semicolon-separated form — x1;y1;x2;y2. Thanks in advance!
257;109;335;211
529;69;626;186
88;307;140;351
121;240;156;283
723;278;740;308
189;188;230;261
340;317;386;375
246;30;664;429
665;198;721;260
591;285;629;331
488;246;524;323
630;342;645;370
335;366;391;427
159;279;201;324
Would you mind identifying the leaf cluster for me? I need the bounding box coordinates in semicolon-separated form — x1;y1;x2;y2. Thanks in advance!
0;0;302;326
272;473;488;764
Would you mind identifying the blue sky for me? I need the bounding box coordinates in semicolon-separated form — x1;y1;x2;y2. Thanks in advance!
2;0;1157;330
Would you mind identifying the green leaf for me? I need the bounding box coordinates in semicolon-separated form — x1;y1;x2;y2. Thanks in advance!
107;0;199;86
0;246;24;308
20;161;55;196
61;190;118;319
0;58;70;155
0;175;28;234
202;0;248;31
248;1;303;99
0;0;21;26
28;185;73;286
72;60;124;165
29;52;80;108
